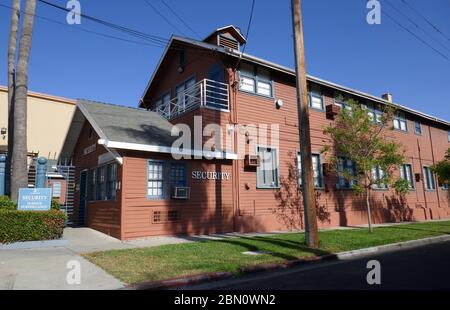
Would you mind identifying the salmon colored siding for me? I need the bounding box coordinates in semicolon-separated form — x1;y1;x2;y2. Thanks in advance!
70;35;450;240
72;121;122;239
121;151;234;240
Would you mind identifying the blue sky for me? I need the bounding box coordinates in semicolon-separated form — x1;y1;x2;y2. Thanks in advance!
0;0;449;120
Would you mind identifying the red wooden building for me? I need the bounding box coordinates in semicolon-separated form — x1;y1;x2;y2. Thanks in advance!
60;26;450;240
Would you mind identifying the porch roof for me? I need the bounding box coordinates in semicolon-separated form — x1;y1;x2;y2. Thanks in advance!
59;99;237;162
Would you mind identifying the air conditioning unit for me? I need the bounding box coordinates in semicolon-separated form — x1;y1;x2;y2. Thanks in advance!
244;155;261;167
326;104;341;120
415;173;421;182
172;187;190;199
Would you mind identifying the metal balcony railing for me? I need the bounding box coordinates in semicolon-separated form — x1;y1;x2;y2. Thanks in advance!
154;79;230;120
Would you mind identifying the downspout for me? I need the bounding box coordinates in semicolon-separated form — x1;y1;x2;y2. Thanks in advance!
230;60;241;231
428;124;441;209
417;139;428;210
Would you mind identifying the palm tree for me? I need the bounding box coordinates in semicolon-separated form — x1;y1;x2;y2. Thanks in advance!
10;0;37;201
7;0;21;198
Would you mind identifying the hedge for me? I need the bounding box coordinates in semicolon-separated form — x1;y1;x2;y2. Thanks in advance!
0;210;66;244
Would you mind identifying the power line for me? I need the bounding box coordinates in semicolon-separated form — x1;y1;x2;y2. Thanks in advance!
385;0;450;54
242;0;256;55
37;0;170;46
160;0;201;39
400;0;450;43
382;9;450;62
0;2;162;48
143;0;188;37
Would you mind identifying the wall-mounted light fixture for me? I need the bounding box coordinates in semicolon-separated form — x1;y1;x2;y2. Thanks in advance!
1;127;6;135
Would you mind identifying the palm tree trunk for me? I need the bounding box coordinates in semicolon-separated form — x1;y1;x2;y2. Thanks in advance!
7;0;21;197
10;0;36;202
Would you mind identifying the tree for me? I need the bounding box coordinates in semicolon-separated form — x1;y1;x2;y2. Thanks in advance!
431;148;450;187
322;98;407;232
7;0;21;196
10;0;37;202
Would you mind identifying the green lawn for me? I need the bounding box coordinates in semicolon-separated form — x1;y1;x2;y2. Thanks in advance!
83;221;450;284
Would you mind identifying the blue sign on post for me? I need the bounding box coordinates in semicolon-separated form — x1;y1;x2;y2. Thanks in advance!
18;188;52;211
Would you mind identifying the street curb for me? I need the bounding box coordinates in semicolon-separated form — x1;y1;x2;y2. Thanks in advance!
336;234;450;259
122;272;234;290
123;234;450;290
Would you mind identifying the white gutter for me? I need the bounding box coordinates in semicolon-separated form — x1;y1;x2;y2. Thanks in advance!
98;139;238;160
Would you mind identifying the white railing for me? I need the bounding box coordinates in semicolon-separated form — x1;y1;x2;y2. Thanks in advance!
154;79;229;120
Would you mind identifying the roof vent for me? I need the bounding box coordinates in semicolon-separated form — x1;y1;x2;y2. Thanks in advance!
218;35;239;50
203;25;247;51
382;93;393;103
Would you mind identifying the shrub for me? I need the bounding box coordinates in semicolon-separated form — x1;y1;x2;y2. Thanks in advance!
51;199;61;211
0;195;17;211
0;210;66;244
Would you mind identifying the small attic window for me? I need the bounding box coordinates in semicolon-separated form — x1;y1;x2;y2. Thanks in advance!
178;49;186;68
88;127;93;140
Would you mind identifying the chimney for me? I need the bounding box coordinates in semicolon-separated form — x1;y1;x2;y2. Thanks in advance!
382;93;393;103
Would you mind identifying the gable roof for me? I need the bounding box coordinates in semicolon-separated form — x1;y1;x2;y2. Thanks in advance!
60;99;177;160
139;35;450;128
203;25;247;44
60;99;237;162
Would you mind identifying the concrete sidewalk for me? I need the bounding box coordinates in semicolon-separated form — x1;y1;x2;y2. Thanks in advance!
1;219;448;290
0;247;124;290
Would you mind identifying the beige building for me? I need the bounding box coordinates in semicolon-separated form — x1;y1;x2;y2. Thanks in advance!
0;85;75;159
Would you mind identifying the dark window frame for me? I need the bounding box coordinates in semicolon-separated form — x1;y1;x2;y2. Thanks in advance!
414;120;422;135
423;166;436;191
297;152;324;189
256;146;280;189
400;163;415;189
238;63;274;98
336;157;358;189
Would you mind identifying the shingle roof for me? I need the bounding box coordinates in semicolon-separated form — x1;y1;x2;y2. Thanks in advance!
78;99;178;147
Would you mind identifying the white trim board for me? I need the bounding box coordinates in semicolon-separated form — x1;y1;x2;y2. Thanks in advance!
97;139;238;160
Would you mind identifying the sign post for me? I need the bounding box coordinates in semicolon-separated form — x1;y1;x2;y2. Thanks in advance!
0;155;5;196
18;188;52;211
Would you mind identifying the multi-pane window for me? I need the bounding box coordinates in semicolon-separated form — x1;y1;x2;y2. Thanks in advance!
423;166;436;190
106;163;117;200
334;98;353;110
399;164;414;189
176;77;196;109
308;89;324;110
239;63;273;97
257;146;279;188
337;157;357;189
372;166;388;189
147;161;164;198
154;93;170;115
297;153;323;188
170;163;187;187
89;169;96;201
414;120;422;135
52;182;62;198
97;166;106;200
393;112;408;132
363;103;383;124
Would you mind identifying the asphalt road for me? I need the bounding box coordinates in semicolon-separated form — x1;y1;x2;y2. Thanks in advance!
183;240;450;290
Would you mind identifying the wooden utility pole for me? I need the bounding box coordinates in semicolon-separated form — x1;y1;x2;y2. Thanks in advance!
291;0;319;248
